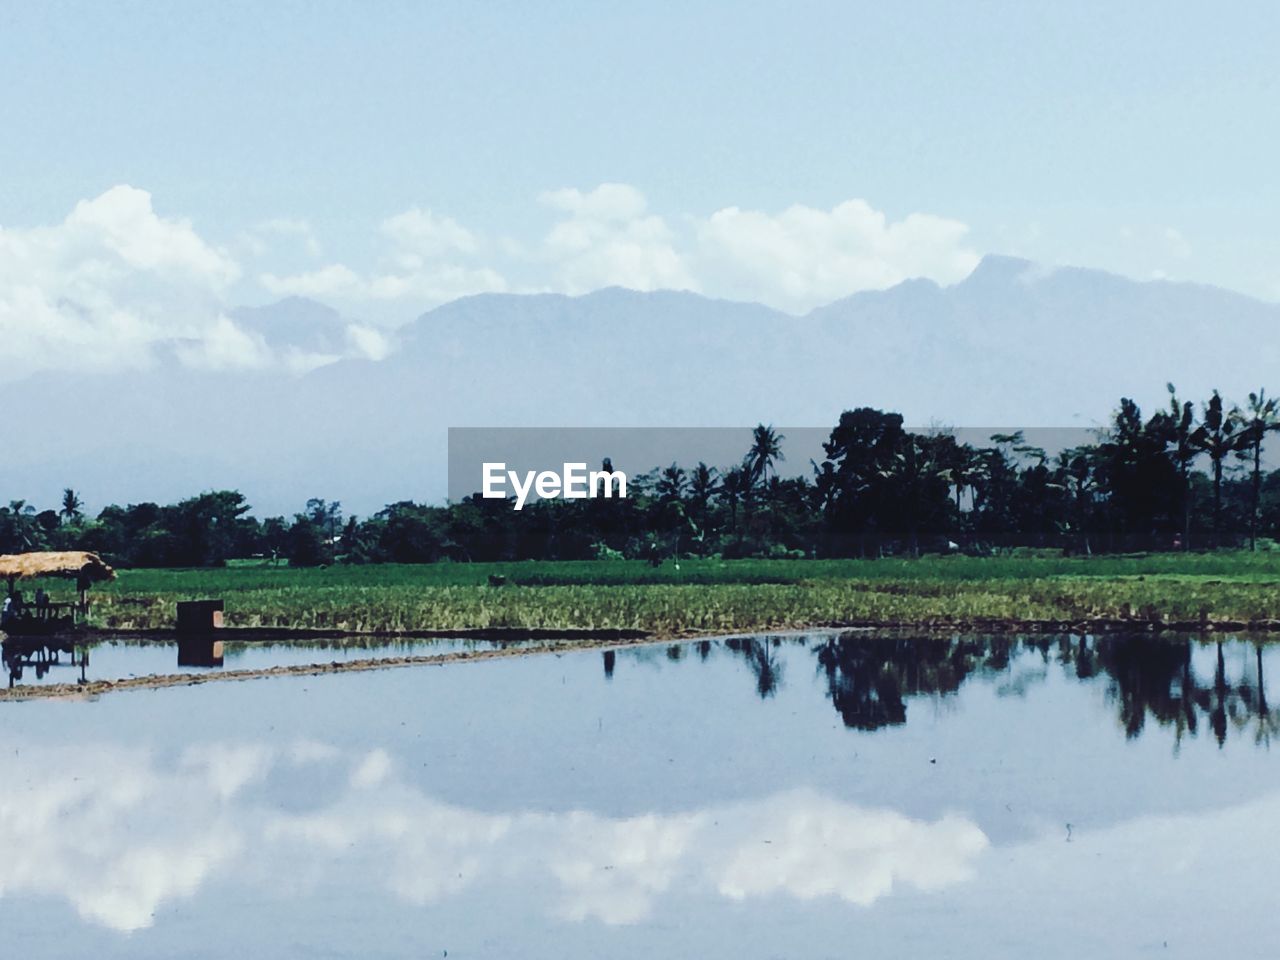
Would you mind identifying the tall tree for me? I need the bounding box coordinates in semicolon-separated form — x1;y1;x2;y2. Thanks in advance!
746;424;785;492
0;500;39;553
1159;384;1198;550
60;488;84;525
655;462;688;503
1239;389;1280;550
687;462;720;552
1057;447;1098;555
719;465;752;540
1192;391;1244;548
821;409;906;557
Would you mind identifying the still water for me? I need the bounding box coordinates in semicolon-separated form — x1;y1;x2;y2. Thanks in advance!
2;635;546;686
1;632;1277;958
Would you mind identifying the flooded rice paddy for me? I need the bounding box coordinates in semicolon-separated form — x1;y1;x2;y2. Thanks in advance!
2;634;545;688
1;631;1277;958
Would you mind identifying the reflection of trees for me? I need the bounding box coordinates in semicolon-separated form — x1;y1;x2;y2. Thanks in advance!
1093;635;1198;741
806;631;1279;747
1094;636;1280;748
724;637;786;699
814;635;1006;730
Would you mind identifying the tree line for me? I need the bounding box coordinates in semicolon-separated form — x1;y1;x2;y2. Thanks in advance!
3;385;1280;566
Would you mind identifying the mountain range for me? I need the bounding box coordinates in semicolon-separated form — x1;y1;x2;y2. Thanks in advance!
5;255;1278;516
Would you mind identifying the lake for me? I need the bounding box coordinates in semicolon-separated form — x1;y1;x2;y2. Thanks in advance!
1;631;1277;958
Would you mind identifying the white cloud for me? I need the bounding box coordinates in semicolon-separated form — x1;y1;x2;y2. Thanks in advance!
380;208;479;262
0;185;248;379
260;207;507;311
538;183;698;295
526;186;978;310
173;314;276;371
261;263;363;299
63;185;240;285
541;183;651;222
1;183;986;379
696;199;981;313
345;323;392;361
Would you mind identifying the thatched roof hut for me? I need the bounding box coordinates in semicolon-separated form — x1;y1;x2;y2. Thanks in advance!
0;551;116;585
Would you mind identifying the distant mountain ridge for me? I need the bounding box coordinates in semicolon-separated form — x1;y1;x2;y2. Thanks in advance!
4;256;1279;515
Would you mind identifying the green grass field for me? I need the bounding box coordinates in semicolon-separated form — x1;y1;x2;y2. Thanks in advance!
54;551;1280;635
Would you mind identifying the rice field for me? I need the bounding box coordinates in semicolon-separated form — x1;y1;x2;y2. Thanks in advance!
63;552;1280;635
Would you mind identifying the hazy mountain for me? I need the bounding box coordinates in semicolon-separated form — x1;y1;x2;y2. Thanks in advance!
5;257;1279;516
229;297;353;357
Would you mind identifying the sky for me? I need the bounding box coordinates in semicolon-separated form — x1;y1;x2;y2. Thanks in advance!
2;0;1279;375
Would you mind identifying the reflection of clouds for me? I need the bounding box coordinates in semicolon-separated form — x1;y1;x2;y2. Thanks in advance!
539;811;705;924
180;743;273;800
0;743;987;933
265;783;513;905
716;790;989;905
349;748;394;788
0;746;243;932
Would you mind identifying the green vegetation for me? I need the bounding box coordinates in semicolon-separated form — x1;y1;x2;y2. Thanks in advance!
69;552;1280;635
6;388;1280;568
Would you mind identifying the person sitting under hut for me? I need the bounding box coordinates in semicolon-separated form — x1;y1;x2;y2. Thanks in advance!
1;591;25;627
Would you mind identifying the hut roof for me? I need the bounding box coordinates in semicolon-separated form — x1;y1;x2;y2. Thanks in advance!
0;551;116;583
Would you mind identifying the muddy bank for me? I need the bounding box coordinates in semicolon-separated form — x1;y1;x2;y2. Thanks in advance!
0;633;672;701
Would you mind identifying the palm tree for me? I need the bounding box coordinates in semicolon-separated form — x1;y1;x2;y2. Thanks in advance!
2;500;37;552
1057;447;1097;556
656;462;688;503
746;424;785;491
688;462;719;510
719;465;751;539
60;488;83;525
1162;384;1197;550
1191;392;1244;548
1239;389;1280;550
687;462;720;552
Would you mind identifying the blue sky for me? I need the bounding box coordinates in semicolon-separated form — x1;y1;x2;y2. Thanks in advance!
2;0;1278;370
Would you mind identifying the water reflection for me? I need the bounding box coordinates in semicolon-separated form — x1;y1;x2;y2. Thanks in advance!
2;634;545;688
176;637;224;667
0;741;988;933
606;632;1280;749
3;635;1280;957
2;638;89;686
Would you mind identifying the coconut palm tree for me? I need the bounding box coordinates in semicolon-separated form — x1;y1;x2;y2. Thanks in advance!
746;424;785;491
1;500;38;552
719;465;751;540
1162;384;1197;550
60;488;83;525
1239;389;1280;550
687;462;720;552
655;462;688;503
1057;446;1097;555
1191;392;1244;548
